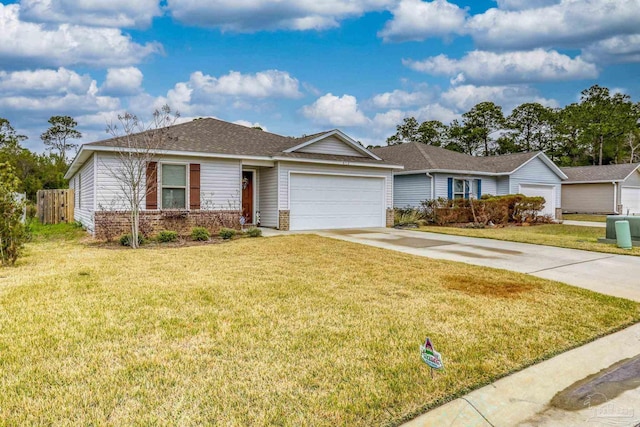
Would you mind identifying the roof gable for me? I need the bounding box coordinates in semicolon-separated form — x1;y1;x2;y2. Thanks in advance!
284;130;381;160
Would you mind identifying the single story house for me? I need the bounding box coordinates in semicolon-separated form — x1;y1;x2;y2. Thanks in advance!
64;118;402;236
371;142;567;219
561;163;640;215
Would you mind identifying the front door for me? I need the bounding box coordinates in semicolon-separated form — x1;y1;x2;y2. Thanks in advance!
242;171;253;224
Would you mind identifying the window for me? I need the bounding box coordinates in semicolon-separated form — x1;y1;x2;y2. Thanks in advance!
161;164;187;209
453;178;470;199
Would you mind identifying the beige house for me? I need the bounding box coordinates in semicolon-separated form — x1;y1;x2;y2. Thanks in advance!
561;163;640;214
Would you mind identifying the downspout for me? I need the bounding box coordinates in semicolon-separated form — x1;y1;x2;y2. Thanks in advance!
427;173;434;200
613;181;618;214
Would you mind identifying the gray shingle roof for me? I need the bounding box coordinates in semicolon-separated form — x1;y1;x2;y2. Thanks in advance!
371;142;539;174
561;163;640;183
82;118;393;166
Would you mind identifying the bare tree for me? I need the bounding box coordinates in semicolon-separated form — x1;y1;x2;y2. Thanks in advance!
103;105;179;248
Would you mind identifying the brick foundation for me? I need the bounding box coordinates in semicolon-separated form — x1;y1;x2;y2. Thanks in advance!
278;210;290;231
386;208;394;227
94;210;241;240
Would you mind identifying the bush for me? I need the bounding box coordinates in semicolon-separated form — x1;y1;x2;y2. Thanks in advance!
245;227;262;237
0;163;28;266
394;208;423;227
219;228;236;240
157;230;178;243
419;194;546;226
119;233;144;247
191;227;210;241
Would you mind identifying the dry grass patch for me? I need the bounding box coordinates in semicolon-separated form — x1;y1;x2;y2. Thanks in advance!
1;234;639;426
419;224;640;256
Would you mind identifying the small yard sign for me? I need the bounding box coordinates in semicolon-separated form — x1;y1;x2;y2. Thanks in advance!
420;337;444;375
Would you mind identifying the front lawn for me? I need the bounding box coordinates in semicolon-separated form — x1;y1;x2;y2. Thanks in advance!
1;232;639;425
418;224;640;256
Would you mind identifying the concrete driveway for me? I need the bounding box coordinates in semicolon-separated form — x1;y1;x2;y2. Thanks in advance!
317;227;640;302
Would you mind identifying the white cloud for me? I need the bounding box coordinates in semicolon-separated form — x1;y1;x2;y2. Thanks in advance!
379;0;467;42
233;120;269;132
100;67;144;96
301;93;369;127
404;49;598;84
0;3;161;68
370;88;434;109
167;0;392;32
468;0;640;50
19;0;161;28
582;35;640;64
0;67;92;96
440;84;559;112
189;70;302;99
494;0;560;10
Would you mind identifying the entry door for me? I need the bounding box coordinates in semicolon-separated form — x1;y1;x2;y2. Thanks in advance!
242;171;254;224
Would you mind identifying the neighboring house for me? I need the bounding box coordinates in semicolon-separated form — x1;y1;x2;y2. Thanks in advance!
371;142;567;219
561;163;640;215
64;118;402;236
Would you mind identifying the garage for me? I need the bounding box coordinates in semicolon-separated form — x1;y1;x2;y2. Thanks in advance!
621;187;640;215
519;184;556;218
289;173;385;230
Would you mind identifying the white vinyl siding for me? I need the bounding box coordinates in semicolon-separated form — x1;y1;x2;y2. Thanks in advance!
258;166;278;227
278;162;393;210
433;174;497;199
71;153;95;232
496;176;510;196
95;153;242;211
510;156;562;208
562;183;614;214
297;136;364;157
623;170;640;187
393;174;431;208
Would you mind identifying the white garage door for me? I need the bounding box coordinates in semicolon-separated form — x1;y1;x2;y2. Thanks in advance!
519;184;556;218
621;187;640;214
289;173;385;230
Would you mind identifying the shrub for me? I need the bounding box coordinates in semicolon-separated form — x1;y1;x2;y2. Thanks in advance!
191;227;210;241
219;228;236;240
0;163;28;266
394;208;423;227
246;227;262;237
157;230;178;243
119;233;143;247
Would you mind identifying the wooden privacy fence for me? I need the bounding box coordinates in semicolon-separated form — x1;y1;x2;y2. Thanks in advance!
37;189;74;225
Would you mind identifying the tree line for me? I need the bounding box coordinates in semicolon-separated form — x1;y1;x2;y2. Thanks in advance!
0;116;81;201
384;85;640;166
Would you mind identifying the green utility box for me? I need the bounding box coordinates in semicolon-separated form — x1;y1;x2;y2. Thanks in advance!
600;215;640;247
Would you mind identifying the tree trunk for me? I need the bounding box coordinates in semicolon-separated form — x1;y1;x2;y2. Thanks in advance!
599;134;604;166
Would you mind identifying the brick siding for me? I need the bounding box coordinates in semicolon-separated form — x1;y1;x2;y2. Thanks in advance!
94;210;241;240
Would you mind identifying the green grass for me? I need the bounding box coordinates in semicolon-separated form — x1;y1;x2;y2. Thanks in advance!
563;214;608;222
1;232;639;425
418;224;640;256
28;220;86;241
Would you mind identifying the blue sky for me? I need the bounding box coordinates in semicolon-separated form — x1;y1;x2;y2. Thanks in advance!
0;0;639;152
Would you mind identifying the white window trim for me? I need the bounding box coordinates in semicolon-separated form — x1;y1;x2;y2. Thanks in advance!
452;178;471;200
159;161;190;210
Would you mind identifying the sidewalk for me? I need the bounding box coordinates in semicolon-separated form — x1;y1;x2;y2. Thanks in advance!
562;219;606;228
